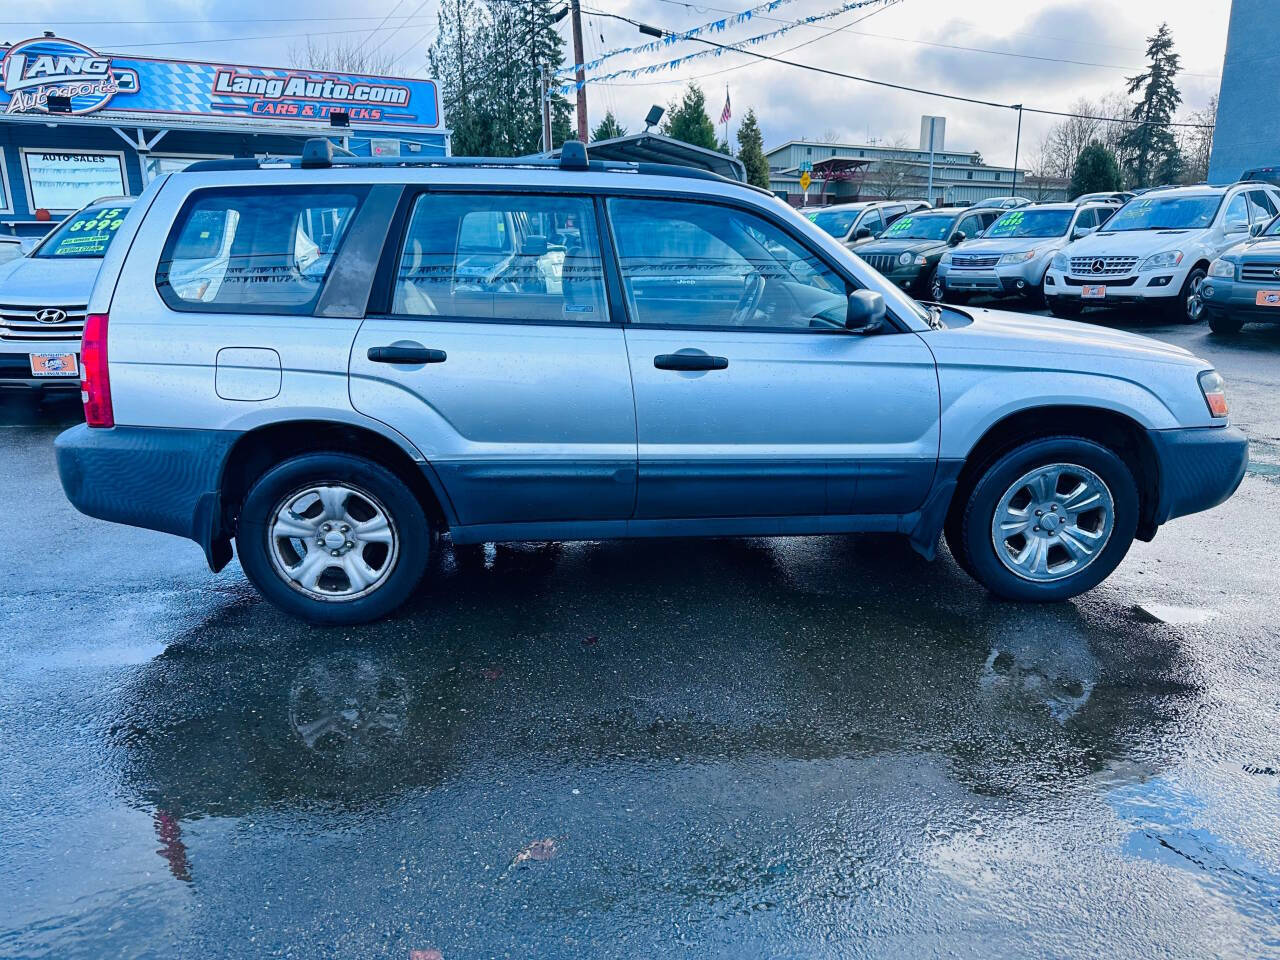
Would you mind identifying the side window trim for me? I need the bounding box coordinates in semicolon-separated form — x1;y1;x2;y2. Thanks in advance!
371;187;616;328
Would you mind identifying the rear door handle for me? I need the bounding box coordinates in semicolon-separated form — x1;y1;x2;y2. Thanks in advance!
654;353;728;371
367;345;447;364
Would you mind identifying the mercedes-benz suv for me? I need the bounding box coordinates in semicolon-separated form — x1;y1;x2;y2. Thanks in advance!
1043;183;1280;322
54;140;1248;624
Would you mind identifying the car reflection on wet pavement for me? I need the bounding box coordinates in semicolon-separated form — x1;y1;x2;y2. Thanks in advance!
3;319;1280;958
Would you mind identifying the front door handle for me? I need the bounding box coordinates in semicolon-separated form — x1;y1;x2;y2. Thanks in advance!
367;345;447;364
654;353;728;371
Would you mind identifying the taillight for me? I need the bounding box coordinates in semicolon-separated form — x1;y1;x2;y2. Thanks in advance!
81;312;114;428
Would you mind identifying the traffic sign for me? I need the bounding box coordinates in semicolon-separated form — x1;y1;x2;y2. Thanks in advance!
799;171;812;190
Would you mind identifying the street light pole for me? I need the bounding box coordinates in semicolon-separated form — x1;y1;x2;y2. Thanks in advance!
926;117;937;204
540;63;553;152
570;0;588;141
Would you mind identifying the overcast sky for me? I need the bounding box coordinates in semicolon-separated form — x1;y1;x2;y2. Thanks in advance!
3;0;1233;167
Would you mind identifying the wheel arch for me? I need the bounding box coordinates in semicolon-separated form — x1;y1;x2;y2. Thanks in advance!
219;420;454;537
945;404;1161;542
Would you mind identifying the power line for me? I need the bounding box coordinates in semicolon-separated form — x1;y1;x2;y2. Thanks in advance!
355;0;408;55
94;24;431;50
364;0;433;58
587;18;1213;131
0;15;436;25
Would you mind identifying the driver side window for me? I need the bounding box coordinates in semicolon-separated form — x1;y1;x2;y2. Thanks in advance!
607;197;852;330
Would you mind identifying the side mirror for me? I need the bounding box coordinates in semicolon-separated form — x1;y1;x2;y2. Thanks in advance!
854;226;873;241
522;234;549;257
948;231;966;246
1226;220;1250;235
1250;221;1265;237
845;290;886;333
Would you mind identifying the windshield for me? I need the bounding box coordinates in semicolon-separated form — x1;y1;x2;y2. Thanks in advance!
807;209;861;238
1264;214;1280;237
985;209;1073;239
1104;194;1221;232
880;213;954;241
35;204;131;259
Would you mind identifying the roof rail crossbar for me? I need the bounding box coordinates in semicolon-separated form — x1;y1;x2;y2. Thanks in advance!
559;140;589;170
301;138;356;168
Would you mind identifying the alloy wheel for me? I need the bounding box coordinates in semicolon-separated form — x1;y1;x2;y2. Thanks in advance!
267;483;400;601
990;462;1115;583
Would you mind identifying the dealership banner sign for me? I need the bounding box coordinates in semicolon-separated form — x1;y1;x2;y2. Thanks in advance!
0;36;443;130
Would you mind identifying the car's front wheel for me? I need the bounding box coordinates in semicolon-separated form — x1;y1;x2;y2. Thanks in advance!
946;437;1138;602
1163;266;1208;324
1207;310;1244;335
1046;297;1083;318
237;453;430;624
928;270;946;302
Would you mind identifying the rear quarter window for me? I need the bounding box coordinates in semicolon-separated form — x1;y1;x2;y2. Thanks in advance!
155;186;365;314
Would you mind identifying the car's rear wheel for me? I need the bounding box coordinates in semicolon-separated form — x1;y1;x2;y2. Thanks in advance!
1207;310;1244;335
945;437;1138;602
237;453;430;624
928;270;946;302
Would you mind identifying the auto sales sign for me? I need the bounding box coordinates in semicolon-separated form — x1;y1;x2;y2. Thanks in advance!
0;36;443;131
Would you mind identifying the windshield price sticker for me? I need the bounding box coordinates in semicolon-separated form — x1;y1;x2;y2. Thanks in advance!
989;210;1023;235
887;217;913;234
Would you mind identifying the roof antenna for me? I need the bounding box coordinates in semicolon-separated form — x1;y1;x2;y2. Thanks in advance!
559;140;589;170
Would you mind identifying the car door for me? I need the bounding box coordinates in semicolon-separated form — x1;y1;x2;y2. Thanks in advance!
607;195;940;521
349;191;637;527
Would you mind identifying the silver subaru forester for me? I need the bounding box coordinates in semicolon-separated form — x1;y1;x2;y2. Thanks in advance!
55;140;1248;624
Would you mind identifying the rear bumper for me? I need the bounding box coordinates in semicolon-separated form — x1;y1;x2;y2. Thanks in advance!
1148;425;1249;526
55;423;239;570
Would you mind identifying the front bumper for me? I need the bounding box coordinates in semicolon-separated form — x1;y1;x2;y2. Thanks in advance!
55;423;240;570
0;349;82;391
1043;269;1181;304
1200;277;1280;323
1147;425;1248;527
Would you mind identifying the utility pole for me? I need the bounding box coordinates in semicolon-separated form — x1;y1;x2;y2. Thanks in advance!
925;117;937;205
540;63;553;152
1011;104;1023;199
570;0;588;141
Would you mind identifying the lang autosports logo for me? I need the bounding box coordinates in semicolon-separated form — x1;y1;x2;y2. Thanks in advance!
1;37;138;115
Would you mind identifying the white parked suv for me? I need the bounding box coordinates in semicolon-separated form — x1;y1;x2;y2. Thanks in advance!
1043;183;1280;322
54;140;1248;624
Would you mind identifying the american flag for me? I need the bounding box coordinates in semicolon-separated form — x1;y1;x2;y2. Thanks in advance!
719;88;731;125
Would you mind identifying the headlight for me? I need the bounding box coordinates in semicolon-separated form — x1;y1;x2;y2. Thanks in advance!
998;249;1038;265
1208;258;1236;279
1198;369;1229;418
1139;250;1183;271
1051;251;1070;271
897;251;914;266
939;252;952;265
913;254;928;266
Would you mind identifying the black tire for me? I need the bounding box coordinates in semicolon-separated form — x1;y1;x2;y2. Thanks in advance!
1046;297;1083;318
1207;309;1244;335
236;452;430;625
945;437;1139;602
1163;266;1207;324
928;269;946;302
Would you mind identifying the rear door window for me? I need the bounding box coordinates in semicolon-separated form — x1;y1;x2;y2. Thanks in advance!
390;193;607;323
860;210;884;236
156;187;363;313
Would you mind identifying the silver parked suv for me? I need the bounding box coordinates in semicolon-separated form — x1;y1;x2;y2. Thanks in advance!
56;140;1248;624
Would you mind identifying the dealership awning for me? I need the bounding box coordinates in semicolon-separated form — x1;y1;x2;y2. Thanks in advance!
550;132;745;182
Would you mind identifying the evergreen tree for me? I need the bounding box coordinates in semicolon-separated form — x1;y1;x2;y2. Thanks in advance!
735;108;770;189
1069;142;1123;197
591;111;627;142
717;136;731;155
1119;23;1183;188
429;0;569;156
661;84;718;151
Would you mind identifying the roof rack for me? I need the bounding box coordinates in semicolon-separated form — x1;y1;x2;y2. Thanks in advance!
183;138;744;188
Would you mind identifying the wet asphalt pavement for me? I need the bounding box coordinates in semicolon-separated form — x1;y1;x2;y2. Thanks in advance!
2;313;1280;959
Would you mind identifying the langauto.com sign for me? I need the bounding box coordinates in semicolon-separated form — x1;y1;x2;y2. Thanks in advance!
0;36;443;131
